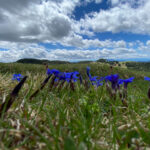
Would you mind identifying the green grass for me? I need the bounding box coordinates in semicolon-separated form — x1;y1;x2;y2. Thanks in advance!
0;63;150;149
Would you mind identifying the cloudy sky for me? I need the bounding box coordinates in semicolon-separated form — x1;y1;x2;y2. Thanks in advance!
0;0;150;62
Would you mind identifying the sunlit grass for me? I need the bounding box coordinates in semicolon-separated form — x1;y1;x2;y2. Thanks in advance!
0;63;150;149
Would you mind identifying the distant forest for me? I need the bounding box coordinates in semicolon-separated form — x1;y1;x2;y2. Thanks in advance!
16;58;71;64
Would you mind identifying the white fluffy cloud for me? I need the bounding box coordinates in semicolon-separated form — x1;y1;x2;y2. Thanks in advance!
0;41;148;62
0;0;150;62
0;0;80;43
79;0;150;35
146;40;150;46
61;34;127;48
1;0;149;44
109;0;146;7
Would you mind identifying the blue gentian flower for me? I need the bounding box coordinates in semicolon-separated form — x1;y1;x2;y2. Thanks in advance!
12;74;24;82
86;67;91;78
46;68;51;75
54;78;59;82
117;79;124;89
118;79;124;85
90;76;98;82
105;74;119;82
46;68;60;76
47;69;79;84
92;81;103;87
65;72;73;83
86;66;99;82
59;73;66;80
72;71;79;80
98;77;104;82
105;74;119;89
144;77;150;81
86;66;104;87
51;69;60;77
64;72;71;82
95;77;104;87
59;71;79;83
97;82;103;87
123;77;134;88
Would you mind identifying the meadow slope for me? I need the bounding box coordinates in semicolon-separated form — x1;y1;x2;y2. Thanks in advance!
0;63;150;150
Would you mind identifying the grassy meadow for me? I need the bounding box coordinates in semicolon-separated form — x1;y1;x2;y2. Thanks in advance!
1;62;150;150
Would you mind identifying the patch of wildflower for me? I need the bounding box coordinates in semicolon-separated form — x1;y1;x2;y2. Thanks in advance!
86;67;103;88
12;74;24;82
104;73;134;104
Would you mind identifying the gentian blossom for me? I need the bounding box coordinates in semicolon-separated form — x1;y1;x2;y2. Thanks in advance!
117;79;124;89
123;77;134;89
118;79;124;85
47;68;60;76
58;71;79;83
59;73;66;81
92;81;103;87
94;77;104;87
65;72;78;82
105;74;119;90
90;76;98;82
12;74;24;82
86;67;104;87
86;67;91;78
86;67;99;82
144;77;150;81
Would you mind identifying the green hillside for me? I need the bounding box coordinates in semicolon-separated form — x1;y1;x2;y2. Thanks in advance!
1;62;150;149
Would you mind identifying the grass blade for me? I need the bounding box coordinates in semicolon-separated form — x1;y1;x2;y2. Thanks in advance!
0;76;27;117
29;75;52;100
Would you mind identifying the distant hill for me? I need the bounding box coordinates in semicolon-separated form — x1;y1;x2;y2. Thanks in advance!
16;58;150;72
16;58;95;65
16;58;71;64
75;61;93;64
125;61;150;71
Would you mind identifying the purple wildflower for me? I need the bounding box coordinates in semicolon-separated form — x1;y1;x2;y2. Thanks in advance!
46;68;60;76
86;67;91;78
12;74;24;82
123;77;134;89
105;74;119;90
144;77;150;81
86;66;100;84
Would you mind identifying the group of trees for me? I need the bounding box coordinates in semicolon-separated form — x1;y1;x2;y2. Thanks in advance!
97;59;120;66
16;58;70;65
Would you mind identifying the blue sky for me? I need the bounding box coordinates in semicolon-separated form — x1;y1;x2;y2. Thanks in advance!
0;0;150;62
74;0;109;20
